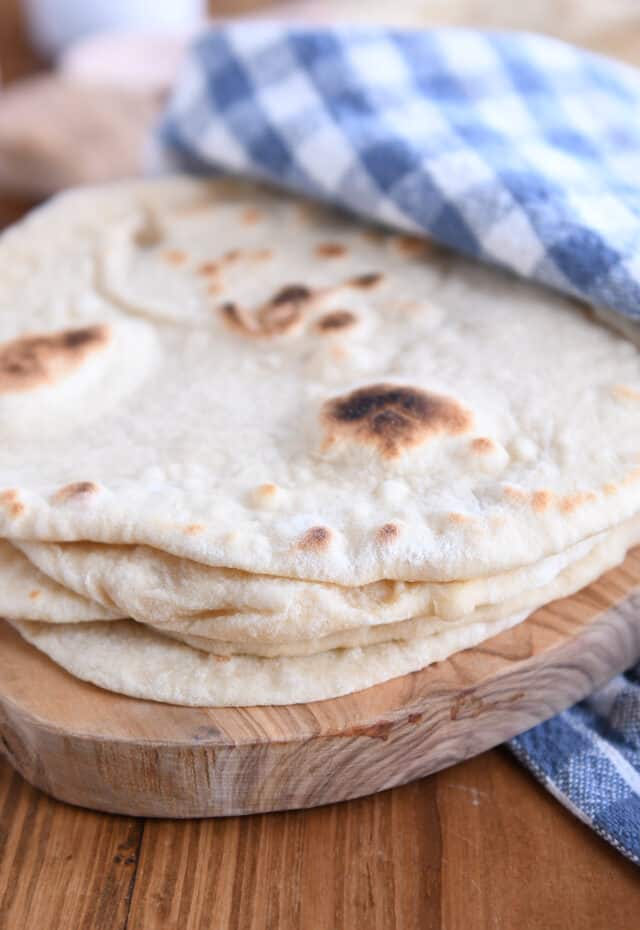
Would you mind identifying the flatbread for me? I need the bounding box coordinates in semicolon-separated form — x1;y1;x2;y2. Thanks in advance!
2;178;640;585
7;610;526;706
13;515;640;654
145;515;640;654
0;540;119;623
15;530;604;635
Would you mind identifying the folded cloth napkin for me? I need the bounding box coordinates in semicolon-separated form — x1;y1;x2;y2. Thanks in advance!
156;23;640;860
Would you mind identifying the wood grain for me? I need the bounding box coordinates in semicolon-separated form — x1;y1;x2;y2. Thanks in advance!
0;762;142;929
2;750;639;930
0;0;41;82
2;550;640;817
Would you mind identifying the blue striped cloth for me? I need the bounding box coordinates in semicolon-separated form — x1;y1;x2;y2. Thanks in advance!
157;24;640;861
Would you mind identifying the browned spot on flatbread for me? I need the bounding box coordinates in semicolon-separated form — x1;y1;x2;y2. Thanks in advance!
0;490;24;519
29;590;41;600
53;481;99;504
241;207;263;225
256;302;303;337
315;310;358;333
393;234;430;257
531;490;553;512
613;384;640;402
348;272;383;289
133;209;163;248
0;325;110;394
470;437;495;455
250;483;282;510
198;261;219;276
559;491;597;513
448;512;470;524
207;249;272;272
163;249;187;265
604;483;618;496
503;485;528;504
219;285;311;339
298;526;332;550
376;522;400;543
220;302;250;333
271;285;311;306
322;384;472;460
315;242;347;259
184;523;205;535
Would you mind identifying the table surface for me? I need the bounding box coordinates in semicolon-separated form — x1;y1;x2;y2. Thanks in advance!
0;3;639;928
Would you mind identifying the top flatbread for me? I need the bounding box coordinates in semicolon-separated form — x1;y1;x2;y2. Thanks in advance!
1;177;640;584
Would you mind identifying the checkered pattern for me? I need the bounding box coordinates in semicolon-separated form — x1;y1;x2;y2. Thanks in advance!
158;23;640;318
157;24;640;860
511;668;640;864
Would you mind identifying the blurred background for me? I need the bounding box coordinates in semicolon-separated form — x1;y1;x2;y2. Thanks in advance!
0;0;639;219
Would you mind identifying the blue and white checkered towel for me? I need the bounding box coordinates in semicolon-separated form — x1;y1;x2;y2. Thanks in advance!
158;23;640;319
511;670;640;864
157;24;640;861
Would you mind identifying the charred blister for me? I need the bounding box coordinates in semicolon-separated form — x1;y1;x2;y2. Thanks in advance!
315;242;348;259
470;437;495;455
376;522;400;543
0;489;25;519
0;325;110;394
270;285;312;306
297;525;332;550
348;272;383;289
315;310;358;333
322;383;472;459
52;481;100;504
241;207;264;225
218;284;312;339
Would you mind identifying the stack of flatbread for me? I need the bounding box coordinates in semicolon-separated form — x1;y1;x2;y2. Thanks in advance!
1;177;640;706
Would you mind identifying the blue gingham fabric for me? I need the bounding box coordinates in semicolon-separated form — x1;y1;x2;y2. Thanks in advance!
157;23;640;861
157;23;640;319
511;669;640;864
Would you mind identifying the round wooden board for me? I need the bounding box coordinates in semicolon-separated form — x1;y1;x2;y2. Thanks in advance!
2;550;640;818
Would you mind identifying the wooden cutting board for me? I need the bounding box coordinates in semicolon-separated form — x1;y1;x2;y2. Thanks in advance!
1;550;640;818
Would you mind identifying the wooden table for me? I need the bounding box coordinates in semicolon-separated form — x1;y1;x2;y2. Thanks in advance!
0;3;639;927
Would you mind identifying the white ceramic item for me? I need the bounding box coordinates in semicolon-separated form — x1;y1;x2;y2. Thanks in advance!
22;0;207;58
